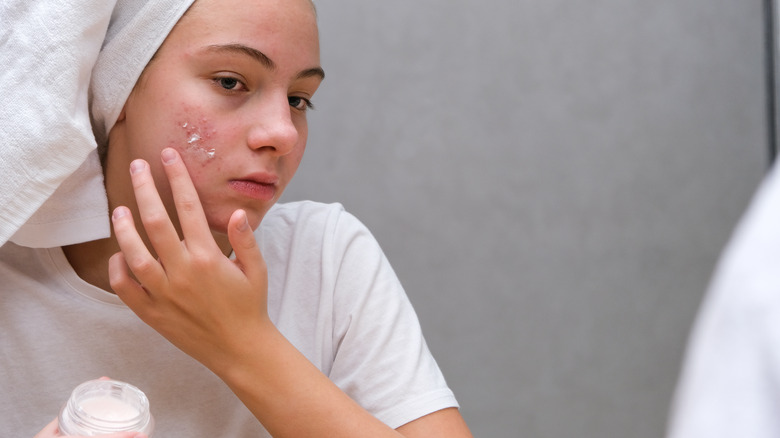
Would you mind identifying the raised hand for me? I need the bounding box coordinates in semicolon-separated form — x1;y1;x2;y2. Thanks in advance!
107;149;420;437
108;148;271;373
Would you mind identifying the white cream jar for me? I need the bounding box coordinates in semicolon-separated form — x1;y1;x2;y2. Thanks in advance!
58;379;154;436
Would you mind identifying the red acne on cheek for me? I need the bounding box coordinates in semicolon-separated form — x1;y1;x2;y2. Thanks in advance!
174;116;218;166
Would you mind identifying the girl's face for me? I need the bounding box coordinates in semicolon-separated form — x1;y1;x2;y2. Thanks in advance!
106;0;323;235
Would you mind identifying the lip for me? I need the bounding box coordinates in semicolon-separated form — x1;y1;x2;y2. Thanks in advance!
229;173;279;201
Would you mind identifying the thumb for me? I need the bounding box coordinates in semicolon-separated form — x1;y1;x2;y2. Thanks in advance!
227;209;267;280
32;418;58;438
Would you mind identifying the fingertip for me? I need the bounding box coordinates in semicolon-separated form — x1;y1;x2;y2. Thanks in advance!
108;252;134;298
130;159;147;175
112;206;130;221
108;253;123;288
229;210;261;256
38;417;58;434
161;147;178;165
108;251;124;273
235;209;250;233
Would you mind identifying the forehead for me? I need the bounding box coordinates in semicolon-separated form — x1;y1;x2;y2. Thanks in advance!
163;0;320;65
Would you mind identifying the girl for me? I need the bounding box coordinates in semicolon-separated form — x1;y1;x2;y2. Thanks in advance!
3;0;471;436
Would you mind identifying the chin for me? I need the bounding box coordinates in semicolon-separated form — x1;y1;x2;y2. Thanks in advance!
205;209;264;236
246;210;266;231
205;215;232;236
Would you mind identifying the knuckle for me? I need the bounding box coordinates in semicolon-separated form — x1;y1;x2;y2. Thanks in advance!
189;252;216;270
129;257;157;277
176;198;199;214
141;211;169;230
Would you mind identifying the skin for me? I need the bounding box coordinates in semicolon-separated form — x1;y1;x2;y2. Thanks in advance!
52;0;474;437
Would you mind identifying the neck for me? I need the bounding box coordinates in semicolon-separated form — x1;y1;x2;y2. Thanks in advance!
62;236;119;292
63;225;233;293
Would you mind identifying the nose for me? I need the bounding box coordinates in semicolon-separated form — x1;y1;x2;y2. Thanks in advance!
245;95;299;155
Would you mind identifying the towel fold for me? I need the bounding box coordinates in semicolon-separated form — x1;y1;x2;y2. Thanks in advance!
1;0;116;247
2;0;194;248
10;151;110;247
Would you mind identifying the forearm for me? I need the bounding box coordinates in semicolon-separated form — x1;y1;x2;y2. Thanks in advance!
214;322;403;438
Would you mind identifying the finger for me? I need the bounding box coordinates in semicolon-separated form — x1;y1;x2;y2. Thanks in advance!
227;209;267;283
159;148;216;249
128;159;183;263
108;251;153;312
33;418;57;438
111;206;166;289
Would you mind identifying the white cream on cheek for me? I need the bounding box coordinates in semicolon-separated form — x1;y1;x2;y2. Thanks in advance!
180;120;216;162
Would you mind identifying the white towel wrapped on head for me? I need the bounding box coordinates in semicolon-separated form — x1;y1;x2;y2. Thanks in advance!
3;0;194;248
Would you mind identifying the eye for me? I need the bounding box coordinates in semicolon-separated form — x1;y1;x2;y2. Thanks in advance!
289;96;314;111
213;76;246;92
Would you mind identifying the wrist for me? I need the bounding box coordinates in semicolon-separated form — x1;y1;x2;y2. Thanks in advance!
209;318;282;381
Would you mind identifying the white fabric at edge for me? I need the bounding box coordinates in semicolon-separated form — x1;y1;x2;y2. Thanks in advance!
667;162;780;438
4;0;194;248
0;0;116;247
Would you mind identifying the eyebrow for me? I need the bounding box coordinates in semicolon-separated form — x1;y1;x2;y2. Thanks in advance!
297;66;326;81
205;43;325;80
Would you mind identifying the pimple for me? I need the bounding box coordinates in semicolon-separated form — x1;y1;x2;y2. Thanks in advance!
176;118;217;164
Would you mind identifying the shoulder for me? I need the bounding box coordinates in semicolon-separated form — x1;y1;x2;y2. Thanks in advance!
258;201;368;244
262;200;346;226
256;201;388;294
0;242;46;276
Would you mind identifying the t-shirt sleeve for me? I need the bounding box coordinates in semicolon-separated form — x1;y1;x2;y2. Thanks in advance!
322;207;458;428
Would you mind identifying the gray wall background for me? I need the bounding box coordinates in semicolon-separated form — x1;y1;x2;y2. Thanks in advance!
282;1;770;436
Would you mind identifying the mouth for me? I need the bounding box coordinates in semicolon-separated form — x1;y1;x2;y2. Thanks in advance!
228;173;279;202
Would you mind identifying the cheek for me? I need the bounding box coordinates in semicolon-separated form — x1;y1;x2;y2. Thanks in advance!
168;110;226;181
177;117;217;163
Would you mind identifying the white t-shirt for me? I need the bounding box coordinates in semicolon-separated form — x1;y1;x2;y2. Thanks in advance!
0;201;457;437
667;163;780;438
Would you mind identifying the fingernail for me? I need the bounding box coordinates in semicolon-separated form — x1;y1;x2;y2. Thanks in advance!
237;210;250;232
112;207;128;220
130;160;145;175
161;148;177;164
